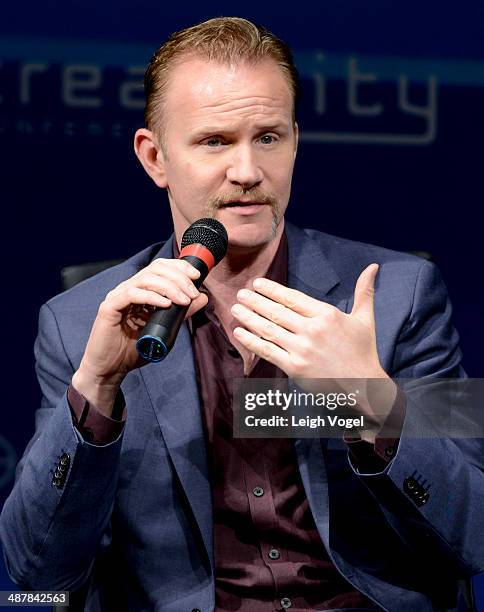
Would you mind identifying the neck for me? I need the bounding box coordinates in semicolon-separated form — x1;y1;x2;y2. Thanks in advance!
204;220;284;296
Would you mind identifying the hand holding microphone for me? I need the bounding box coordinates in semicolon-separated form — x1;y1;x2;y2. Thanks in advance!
137;218;228;361
72;218;227;416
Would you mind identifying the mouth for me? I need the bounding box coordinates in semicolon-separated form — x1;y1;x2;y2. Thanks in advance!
218;201;268;216
220;200;266;207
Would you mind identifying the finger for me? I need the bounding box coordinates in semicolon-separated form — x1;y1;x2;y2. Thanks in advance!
132;272;196;305
236;288;304;333
151;258;201;280
252;278;327;317
233;326;290;370
105;287;172;314
144;264;201;299
231;303;296;350
351;263;379;323
186;292;209;319
125;310;151;331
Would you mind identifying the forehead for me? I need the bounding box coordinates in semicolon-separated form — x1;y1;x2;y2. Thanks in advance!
163;56;293;130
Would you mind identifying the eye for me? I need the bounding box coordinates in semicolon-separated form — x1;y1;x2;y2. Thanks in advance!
203;137;225;147
259;134;278;145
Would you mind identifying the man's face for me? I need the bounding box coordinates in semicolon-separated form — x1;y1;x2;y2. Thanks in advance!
155;56;298;251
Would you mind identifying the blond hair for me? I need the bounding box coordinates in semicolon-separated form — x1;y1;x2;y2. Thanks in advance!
144;17;300;147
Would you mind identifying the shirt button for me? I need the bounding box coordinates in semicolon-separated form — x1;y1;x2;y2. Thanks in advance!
252;486;264;497
268;548;280;560
280;597;292;609
81;428;94;442
385;446;395;458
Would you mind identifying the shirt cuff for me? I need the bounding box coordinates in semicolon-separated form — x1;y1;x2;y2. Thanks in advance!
67;383;126;446
344;383;406;472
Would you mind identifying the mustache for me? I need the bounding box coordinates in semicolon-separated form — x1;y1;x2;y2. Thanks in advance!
207;190;278;210
203;189;282;242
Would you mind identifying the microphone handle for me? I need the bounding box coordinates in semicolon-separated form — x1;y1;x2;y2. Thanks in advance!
136;255;208;362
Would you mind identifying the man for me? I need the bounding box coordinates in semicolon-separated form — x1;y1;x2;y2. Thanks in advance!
1;17;483;612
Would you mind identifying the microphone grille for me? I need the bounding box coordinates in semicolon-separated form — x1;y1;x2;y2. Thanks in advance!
181;218;228;264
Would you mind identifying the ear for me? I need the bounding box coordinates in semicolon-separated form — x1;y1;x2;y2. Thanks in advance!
293;121;299;158
133;128;168;189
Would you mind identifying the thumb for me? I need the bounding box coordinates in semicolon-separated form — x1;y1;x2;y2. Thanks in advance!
351;263;379;323
185;292;209;319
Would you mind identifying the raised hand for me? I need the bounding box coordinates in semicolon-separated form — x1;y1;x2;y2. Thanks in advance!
231;264;397;440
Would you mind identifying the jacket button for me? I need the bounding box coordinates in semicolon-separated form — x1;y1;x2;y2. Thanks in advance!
268;548;280;560
280;597;292;608
191;609;201;612
416;492;430;507
253;486;264;497
404;476;417;494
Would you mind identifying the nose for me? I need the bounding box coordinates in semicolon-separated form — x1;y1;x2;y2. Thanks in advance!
226;143;263;190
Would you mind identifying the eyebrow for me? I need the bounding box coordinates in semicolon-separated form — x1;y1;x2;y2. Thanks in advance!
192;123;288;138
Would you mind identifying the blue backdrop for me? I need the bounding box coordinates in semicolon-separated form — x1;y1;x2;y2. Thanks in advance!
1;1;483;609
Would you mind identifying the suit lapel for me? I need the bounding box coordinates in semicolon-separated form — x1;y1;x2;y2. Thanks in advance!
285;222;342;305
138;236;214;570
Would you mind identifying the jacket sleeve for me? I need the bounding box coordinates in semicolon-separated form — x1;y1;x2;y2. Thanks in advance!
0;302;124;591
348;260;484;576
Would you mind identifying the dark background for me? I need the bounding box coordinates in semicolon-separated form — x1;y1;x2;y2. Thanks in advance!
0;1;483;609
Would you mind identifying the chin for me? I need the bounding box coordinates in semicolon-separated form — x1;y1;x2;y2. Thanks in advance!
226;222;281;252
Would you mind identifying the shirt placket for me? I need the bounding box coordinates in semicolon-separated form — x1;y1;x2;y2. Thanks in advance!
241;437;298;611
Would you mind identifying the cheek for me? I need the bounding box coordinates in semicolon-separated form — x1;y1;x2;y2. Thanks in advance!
185;155;222;185
267;149;296;186
168;158;211;197
273;165;294;195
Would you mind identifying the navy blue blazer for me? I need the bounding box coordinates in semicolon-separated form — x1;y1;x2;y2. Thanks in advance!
1;222;483;612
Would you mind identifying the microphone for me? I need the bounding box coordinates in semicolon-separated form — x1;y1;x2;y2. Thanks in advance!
136;218;228;362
